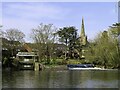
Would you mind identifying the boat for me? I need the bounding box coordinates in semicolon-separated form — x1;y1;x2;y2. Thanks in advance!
67;64;102;70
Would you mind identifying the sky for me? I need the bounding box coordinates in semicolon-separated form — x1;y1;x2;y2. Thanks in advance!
1;2;118;42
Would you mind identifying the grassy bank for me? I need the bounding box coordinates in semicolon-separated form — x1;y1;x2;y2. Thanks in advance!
42;58;118;69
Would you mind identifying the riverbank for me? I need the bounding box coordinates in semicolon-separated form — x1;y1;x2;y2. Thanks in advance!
44;64;119;71
2;58;120;71
44;65;67;70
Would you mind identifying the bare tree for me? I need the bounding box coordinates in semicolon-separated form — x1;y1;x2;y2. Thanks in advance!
5;28;25;42
31;23;57;64
5;28;25;56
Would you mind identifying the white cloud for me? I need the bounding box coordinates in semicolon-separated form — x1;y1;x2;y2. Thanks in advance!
3;3;70;21
2;17;36;42
2;2;71;42
2;2;117;42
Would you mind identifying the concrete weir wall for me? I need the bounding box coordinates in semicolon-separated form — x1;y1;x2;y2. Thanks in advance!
34;62;40;71
34;62;43;71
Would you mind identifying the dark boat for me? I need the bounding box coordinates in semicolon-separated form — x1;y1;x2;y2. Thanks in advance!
67;64;102;70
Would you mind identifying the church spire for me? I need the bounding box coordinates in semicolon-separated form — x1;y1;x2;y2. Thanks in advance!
80;17;87;46
80;17;85;37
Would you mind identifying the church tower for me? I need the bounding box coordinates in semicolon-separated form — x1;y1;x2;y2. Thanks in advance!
80;17;87;59
80;17;87;46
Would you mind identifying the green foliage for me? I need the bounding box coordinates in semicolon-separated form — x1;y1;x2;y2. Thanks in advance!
57;26;79;59
109;23;120;37
86;26;120;68
57;26;78;46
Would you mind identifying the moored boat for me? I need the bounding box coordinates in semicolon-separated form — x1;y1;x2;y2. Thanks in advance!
67;64;102;70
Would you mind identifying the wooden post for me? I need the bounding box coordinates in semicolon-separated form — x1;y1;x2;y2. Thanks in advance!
34;63;44;71
34;62;40;71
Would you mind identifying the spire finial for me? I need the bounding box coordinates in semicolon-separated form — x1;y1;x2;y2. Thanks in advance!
80;17;85;37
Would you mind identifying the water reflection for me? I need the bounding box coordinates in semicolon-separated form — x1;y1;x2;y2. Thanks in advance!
2;70;119;88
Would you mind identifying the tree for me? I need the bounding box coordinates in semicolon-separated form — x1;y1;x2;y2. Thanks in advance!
109;23;120;38
31;23;57;64
5;29;25;56
86;30;120;69
0;25;2;64
0;25;5;38
5;29;25;42
109;23;120;68
57;26;78;60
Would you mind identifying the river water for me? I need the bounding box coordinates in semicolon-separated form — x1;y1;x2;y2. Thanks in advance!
2;69;120;88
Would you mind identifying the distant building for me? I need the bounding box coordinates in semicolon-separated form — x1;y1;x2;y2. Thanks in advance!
79;17;88;59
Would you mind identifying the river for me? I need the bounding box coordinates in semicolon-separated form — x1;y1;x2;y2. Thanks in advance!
2;69;120;89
